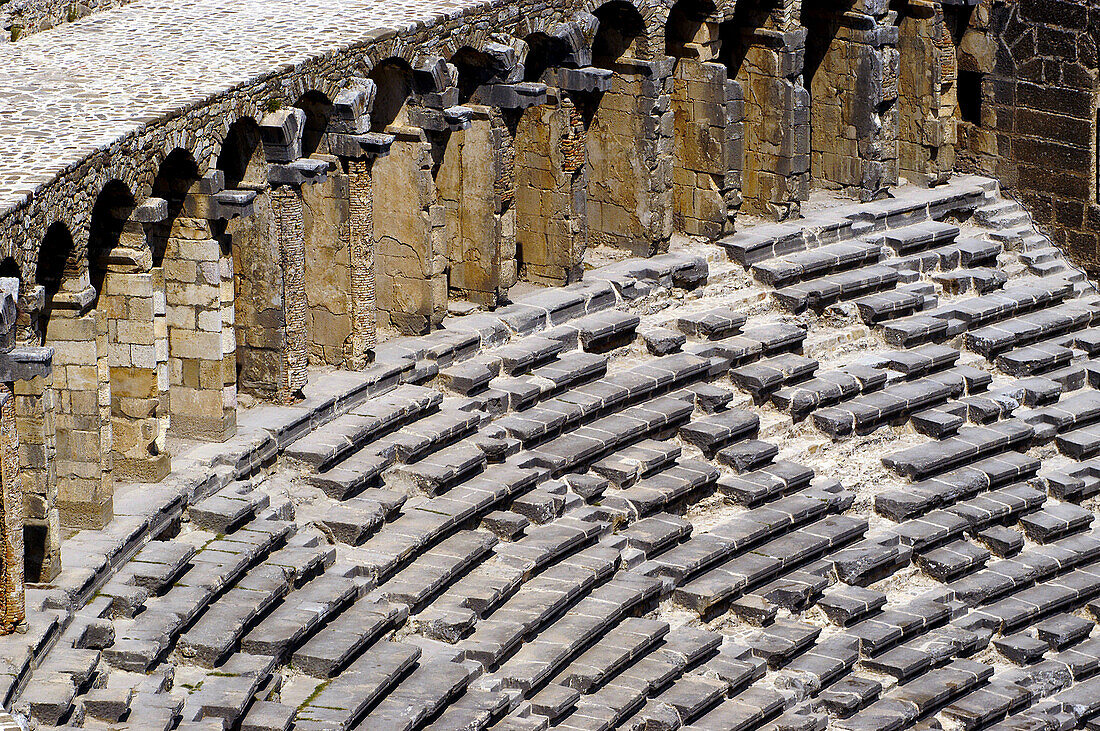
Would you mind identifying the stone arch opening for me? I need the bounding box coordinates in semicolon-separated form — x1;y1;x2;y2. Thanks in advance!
513;31;589;285
296;90;334;158
892;0;956;186
438;45;516;307
585;0;671;255
369;57;445;334
667;0;735;238
90;181;170;484
149;148;201;267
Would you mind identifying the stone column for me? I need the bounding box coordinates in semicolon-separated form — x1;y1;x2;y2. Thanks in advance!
805;1;897;200
514;84;590;285
165;215;236;442
585;57;674;256
45;288;112;530
14;283;59;581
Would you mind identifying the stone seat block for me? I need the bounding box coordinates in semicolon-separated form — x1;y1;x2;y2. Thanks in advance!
307;450;395;500
575;310;640;350
965;299;1099;357
602;460;719;519
317;497;386;545
288;597;404;677
717;460;815;505
528;351;608;393
870;220;960;254
854;289;924;324
177;564;292;667
1020;503;1094;543
774;264;899;313
373;408;483;462
591;438;682;487
297;641;421;730
915;539;991;581
493;336;566;376
882;419;1035;480
376;530;497;609
678;410;759;453
751;240;883;288
556;617;669;692
394;441;487;495
189;485;270;534
241;573;359;659
676;307;747;340
731;353;818;397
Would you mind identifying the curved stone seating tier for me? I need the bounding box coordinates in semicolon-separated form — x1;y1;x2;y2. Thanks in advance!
8;179;1100;731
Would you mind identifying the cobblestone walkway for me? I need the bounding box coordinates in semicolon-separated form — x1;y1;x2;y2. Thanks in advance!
0;0;470;215
8;176;1100;730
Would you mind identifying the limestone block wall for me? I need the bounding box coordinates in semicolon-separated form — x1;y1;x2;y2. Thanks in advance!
14;377;58;581
514;90;588;285
955;0;1100;276
346;160;376;367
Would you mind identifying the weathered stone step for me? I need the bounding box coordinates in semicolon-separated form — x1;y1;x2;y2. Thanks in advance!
774;265;900;314
358;657;480;730
373;530;497;610
867;220;960;255
752;240;884;288
882;420;1035;480
294;641;421;731
239;572;359;660
291;599;404;678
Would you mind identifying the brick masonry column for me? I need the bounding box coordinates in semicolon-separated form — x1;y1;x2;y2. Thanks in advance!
165;216;235;442
270;186;309;403
0;385;23;633
346;159;376;368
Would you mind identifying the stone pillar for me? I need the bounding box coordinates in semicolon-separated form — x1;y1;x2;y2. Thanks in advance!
585;57;674;256
895;0;955;186
727;13;809;219
672;54;741;238
373;125;447;334
46;290;111;530
805;0;897;200
165;215;236;441
14;374;57;581
514;86;589;285
95;218;171;484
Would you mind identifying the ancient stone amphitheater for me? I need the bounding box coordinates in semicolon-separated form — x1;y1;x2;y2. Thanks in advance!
0;0;1099;729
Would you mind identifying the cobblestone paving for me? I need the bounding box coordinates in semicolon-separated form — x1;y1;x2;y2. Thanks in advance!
9;176;1100;730
0;0;472;215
